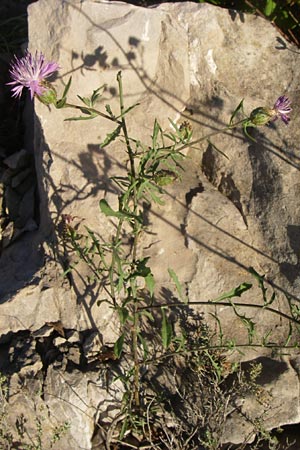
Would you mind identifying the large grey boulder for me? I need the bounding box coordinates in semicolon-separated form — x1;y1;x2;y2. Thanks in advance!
1;0;300;448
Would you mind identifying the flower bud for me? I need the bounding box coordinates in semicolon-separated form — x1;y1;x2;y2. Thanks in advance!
249;107;275;126
179;120;193;142
36;81;58;105
154;170;177;186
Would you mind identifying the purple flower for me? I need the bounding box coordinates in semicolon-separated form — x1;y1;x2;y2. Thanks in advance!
272;95;292;125
7;51;60;100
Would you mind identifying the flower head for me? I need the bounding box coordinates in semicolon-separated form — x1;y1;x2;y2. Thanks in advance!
7;51;59;100
272;95;292;124
248;95;292;128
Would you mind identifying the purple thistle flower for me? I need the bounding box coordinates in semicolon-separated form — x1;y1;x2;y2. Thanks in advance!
272;95;292;125
7;51;60;100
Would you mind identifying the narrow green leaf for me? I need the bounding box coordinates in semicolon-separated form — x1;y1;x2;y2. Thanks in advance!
145;186;165;205
209;312;224;345
140;310;155;322
100;125;122;148
105;104;115;118
56;77;73;108
161;307;172;349
242;121;257;142
248;267;268;304
163;132;177;143
228;300;256;344
284;322;293;347
55;97;67;109
64;113;97;121
117;307;129;325
168;118;180;134
119;416;129;441
264;0;276;16
229;99;244;126
138;332;149;359
99;199;125;218
152;119;161;148
262;329;273;346
77;95;91;107
168;268;188;303
117;273;125;294
116;102;140;119
211;282;252;302
207;139;229;160
145;272;155;297
62;76;72;99
91;85;105;105
99;199;140;223
114;333;124;359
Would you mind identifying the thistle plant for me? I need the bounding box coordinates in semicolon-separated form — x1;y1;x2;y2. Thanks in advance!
6;51;298;447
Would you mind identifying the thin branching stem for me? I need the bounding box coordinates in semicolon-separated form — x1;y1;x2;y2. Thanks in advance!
138;300;300;325
143;342;299;366
175;118;247;153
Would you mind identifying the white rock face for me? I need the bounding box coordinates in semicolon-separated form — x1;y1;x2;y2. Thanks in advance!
1;0;300;447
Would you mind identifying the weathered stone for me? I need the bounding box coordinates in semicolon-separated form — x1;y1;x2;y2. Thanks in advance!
0;0;300;448
66;329;80;343
82;330;102;362
222;356;300;444
53;336;67;347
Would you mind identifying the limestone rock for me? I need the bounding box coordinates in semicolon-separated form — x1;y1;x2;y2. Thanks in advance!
222;356;300;445
0;0;300;448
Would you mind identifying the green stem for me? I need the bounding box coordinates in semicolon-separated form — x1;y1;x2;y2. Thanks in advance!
143;342;299;366
138;300;300;325
176;118;247;153
109;219;124;307
117;70;141;407
117;72;136;181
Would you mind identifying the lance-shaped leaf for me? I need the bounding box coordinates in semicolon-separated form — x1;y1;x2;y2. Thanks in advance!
161;307;172;349
211;282;252;302
168;268;188;303
99;199;142;223
114;333;125;359
229;98;244;126
229;299;256;344
100;125;122;148
56;76;72;108
138;332;149;359
116;102;140;119
248;266;270;304
145;272;155;297
65;106;98;121
117;307;130;325
105;104;115;119
207;139;229;160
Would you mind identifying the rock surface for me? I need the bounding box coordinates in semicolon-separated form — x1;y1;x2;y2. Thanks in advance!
1;0;300;448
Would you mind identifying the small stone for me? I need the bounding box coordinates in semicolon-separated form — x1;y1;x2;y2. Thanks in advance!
67;347;81;365
66;330;80;344
53;336;67;347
